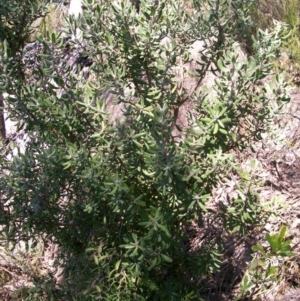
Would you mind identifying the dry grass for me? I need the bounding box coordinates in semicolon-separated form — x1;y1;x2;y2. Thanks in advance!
0;238;63;300
29;3;69;42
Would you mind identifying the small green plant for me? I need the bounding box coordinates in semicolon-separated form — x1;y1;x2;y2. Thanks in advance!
249;0;300;77
217;159;268;236
238;226;295;300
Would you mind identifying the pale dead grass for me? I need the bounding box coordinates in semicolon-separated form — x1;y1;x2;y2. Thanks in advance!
0;238;62;300
30;3;68;42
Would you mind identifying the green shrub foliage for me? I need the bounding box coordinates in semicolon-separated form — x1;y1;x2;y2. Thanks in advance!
0;0;49;55
0;0;290;299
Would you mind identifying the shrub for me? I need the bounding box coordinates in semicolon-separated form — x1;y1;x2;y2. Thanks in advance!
250;0;300;73
0;0;290;299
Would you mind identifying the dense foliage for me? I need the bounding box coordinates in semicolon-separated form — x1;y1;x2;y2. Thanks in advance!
0;0;49;55
0;0;290;299
250;0;300;69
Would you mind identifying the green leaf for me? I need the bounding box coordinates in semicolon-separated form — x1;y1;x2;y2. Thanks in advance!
161;254;172;263
231;132;237;142
213;123;219;134
220;117;231;124
217;58;227;72
120;244;135;249
85;248;97;252
105;33;113;45
252;244;265;253
158;224;170;236
115;260;121;271
240;171;250;181
217;119;224;128
266;266;277;277
149;257;158;269
132;233;138;243
279;251;295;257
200;117;212;123
266;233;278;253
51;32;56;44
278;226;287;243
219;128;227;134
143;12;151;20
197;200;208;212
